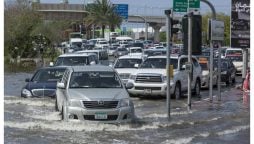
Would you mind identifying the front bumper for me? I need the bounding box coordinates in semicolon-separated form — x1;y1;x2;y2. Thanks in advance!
67;106;134;123
236;67;242;74
127;82;174;96
220;74;229;82
201;77;209;88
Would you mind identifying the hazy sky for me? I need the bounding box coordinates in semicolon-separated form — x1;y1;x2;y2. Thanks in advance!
40;0;232;15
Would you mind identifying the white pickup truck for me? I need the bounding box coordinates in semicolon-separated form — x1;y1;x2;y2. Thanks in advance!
126;55;202;99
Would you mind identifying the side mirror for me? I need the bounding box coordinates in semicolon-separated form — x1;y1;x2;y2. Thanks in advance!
90;61;96;65
49;62;54;67
134;64;139;68
180;65;186;70
57;82;65;89
25;78;30;82
125;82;134;89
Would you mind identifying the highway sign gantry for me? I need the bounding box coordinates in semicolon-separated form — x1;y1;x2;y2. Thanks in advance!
173;0;200;12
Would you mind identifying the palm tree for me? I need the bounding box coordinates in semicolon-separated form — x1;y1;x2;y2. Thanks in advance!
84;0;122;38
107;12;123;32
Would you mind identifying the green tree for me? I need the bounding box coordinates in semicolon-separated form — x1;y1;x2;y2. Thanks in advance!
84;0;122;38
202;12;230;46
4;0;42;58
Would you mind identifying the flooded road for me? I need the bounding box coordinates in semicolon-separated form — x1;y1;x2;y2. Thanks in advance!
4;73;250;144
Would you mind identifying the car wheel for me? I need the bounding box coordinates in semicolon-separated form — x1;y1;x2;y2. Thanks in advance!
194;79;201;97
61;104;67;121
232;77;236;83
55;99;59;111
173;82;181;100
226;75;231;85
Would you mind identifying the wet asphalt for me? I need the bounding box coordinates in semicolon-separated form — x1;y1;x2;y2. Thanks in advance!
4;72;250;144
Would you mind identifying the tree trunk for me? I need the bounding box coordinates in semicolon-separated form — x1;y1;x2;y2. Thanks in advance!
110;25;115;32
102;25;105;38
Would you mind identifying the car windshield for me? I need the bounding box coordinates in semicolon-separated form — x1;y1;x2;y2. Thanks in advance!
200;63;208;70
130;49;142;53
118;48;127;51
226;50;242;55
226;56;242;62
32;68;66;82
140;58;177;69
69;71;122;88
54;57;88;66
72;42;82;47
214;60;228;68
110;47;117;50
114;59;142;68
99;41;107;44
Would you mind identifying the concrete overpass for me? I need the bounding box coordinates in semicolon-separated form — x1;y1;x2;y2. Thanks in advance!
33;3;166;41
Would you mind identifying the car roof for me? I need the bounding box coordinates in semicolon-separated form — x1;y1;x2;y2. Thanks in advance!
226;48;242;51
69;65;114;72
38;66;67;70
118;55;143;59
58;53;94;57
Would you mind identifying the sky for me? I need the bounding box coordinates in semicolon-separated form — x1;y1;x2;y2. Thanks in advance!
38;0;232;15
35;0;231;30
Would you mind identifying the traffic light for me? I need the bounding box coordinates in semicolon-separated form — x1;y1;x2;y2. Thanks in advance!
182;15;202;55
171;18;180;35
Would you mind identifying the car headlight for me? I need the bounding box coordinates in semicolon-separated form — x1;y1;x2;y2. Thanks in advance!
21;89;32;97
69;99;81;107
163;75;167;82
221;71;227;74
129;75;136;80
119;99;130;107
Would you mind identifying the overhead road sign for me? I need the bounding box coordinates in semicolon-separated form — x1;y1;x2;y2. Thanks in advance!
173;0;200;12
113;4;128;21
231;0;250;48
209;19;224;41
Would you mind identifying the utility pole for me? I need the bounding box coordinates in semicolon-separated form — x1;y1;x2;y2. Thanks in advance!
187;12;193;111
165;9;172;120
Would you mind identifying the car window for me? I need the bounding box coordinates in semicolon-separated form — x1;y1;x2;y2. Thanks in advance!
140;58;167;69
114;59;142;68
180;58;188;69
192;58;199;67
63;70;71;87
69;72;122;88
32;68;66;82
55;57;89;66
200;63;208;70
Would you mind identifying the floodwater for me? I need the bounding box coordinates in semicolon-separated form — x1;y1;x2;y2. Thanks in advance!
4;73;250;144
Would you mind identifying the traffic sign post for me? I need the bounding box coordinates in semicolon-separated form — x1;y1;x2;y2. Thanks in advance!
113;4;128;21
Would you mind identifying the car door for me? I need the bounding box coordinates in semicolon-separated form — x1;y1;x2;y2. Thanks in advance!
229;60;236;80
57;69;71;111
179;57;188;91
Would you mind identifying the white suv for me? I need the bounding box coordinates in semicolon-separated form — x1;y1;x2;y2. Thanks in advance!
113;55;145;84
126;55;202;99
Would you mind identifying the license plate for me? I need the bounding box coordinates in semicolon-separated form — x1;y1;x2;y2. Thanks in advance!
95;112;107;119
144;89;152;94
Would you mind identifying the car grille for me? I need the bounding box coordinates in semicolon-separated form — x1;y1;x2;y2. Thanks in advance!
135;75;162;83
31;89;55;97
119;73;130;79
82;101;119;109
83;115;118;121
135;87;161;90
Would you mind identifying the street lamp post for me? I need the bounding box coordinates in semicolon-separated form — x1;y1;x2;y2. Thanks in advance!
132;15;148;41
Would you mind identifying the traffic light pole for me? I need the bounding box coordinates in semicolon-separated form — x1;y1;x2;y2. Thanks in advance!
187;12;193;111
209;41;213;102
165;10;171;120
217;42;222;101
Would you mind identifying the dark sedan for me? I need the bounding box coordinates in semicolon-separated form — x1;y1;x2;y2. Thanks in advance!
21;67;66;98
113;48;129;58
214;59;236;85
